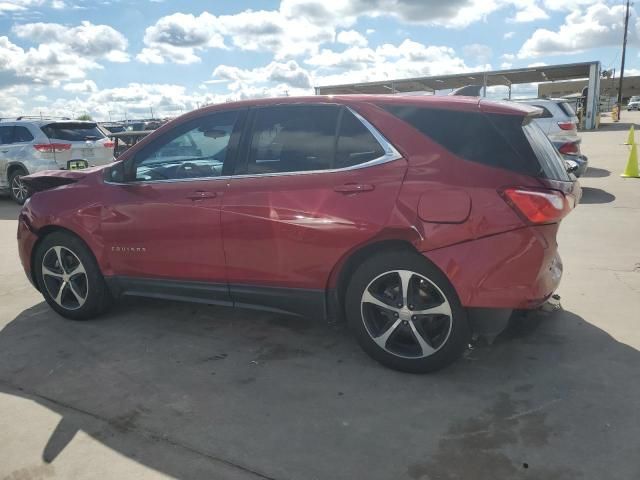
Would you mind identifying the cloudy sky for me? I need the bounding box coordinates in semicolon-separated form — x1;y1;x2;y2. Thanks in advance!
0;0;638;120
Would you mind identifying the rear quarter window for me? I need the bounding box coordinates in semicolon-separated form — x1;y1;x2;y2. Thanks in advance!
42;123;106;141
557;102;576;117
381;104;570;181
13;126;34;143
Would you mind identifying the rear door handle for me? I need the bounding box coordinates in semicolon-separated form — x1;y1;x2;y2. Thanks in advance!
187;191;217;200
334;183;375;193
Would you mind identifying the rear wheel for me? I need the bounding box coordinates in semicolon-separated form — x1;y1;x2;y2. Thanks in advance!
9;169;29;205
346;251;470;373
34;231;112;320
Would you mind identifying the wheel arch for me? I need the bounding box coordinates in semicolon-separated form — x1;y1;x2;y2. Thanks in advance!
30;225;99;290
326;238;419;323
7;162;29;180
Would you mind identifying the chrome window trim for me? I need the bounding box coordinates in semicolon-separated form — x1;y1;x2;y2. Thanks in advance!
105;105;402;185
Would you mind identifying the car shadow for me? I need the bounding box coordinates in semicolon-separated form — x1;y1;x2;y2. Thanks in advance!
579;186;616;204
0;198;21;221
1;298;639;479
581;167;610;178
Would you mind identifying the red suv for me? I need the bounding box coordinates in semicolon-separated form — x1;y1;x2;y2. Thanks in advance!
17;96;579;372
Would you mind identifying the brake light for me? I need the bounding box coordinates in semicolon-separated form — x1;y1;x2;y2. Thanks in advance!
501;187;572;224
33;143;71;153
103;141;115;148
558;142;579;155
557;121;576;131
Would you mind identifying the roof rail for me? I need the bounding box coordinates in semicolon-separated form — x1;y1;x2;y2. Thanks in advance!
14;115;72;121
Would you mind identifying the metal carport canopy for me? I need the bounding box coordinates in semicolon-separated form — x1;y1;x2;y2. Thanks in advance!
314;61;598;95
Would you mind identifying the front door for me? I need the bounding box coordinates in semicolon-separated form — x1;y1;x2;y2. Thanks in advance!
220;104;407;315
101;109;245;303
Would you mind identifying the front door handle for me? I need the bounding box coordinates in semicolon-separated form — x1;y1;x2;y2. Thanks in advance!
334;183;375;193
187;191;217;200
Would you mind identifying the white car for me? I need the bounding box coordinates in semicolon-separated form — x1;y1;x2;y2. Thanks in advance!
627;99;640;111
0;117;115;204
513;98;580;143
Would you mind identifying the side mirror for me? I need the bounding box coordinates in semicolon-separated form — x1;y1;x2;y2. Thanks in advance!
108;161;127;183
565;160;579;175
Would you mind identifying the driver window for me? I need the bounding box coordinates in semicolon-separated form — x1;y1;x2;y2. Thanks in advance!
134;110;239;181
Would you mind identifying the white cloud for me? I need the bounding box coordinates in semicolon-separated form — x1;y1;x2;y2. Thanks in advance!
337;30;368;47
509;1;549;22
213;60;312;90
462;43;492;63
63;79;98;93
0;35;102;89
518;3;638;58
13;21;129;61
136;0;556;64
504;31;515;39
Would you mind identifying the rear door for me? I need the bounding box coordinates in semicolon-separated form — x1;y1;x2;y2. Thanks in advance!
220;104;406;315
41;122;114;167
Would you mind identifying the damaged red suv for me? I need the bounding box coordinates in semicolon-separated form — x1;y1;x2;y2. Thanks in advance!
17;96;579;372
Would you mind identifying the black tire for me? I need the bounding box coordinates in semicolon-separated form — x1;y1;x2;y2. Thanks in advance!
34;231;112;320
345;250;470;373
9;169;30;205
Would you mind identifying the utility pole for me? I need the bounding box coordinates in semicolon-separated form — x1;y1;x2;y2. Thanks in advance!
617;0;631;119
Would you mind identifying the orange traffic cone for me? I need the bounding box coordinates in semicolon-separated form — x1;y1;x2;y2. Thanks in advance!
621;143;640;178
625;125;635;145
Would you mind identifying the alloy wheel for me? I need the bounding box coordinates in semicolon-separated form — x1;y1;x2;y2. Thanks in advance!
41;246;89;310
11;175;29;203
360;269;453;359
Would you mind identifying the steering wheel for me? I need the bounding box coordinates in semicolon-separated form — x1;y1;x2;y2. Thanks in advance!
175;162;205;178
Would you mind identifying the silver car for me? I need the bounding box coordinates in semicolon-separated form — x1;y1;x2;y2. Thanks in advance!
514;98;580;143
0;117;115;204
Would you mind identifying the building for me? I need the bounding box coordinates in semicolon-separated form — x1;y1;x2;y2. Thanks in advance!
538;76;640;103
316;61;602;129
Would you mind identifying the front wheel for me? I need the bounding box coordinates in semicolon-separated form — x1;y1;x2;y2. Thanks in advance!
34;231;112;320
346;251;470;373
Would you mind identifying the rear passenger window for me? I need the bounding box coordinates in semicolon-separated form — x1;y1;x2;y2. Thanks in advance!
336;110;385;168
531;105;553;118
13;127;34;143
247;105;339;174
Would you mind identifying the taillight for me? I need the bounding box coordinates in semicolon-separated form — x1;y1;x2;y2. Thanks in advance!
33;143;71;153
558;142;579;155
501;187;573;225
557;121;576;131
103;142;115;148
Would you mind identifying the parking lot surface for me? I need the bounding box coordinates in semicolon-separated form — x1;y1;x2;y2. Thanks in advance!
1;114;640;480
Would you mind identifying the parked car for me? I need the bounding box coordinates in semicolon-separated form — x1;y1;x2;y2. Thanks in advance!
109;130;154;158
513;98;579;142
627;98;640;111
552;139;588;177
17;96;580;373
1;117;115;204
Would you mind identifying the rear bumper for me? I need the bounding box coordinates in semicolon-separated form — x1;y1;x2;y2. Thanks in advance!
424;225;562;309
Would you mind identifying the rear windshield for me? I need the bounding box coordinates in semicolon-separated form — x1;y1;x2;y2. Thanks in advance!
41;122;106;141
381;104;570;181
557;102;576;117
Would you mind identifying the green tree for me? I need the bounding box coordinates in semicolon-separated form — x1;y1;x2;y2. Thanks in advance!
76;113;93;121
